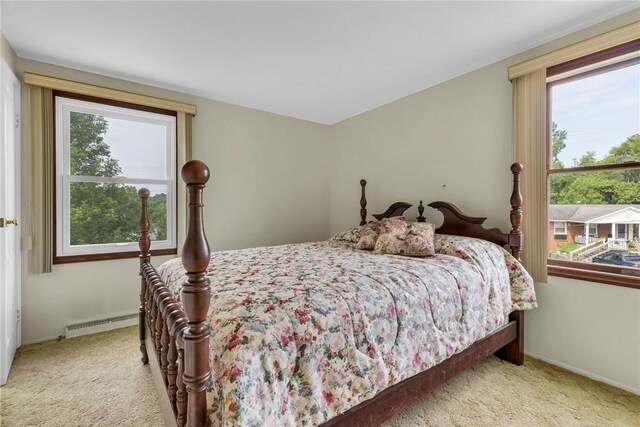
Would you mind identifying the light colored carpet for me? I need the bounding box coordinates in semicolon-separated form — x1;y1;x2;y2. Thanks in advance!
1;326;638;427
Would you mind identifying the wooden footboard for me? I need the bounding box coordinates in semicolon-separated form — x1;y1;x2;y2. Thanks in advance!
138;161;211;427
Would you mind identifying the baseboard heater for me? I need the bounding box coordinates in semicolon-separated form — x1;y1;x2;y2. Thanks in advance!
65;313;138;339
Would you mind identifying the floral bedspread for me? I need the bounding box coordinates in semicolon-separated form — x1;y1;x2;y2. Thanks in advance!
157;234;536;426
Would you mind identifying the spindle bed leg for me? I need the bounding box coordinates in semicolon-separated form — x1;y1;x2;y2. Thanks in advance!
161;320;170;382
168;336;178;410
139;280;149;365
149;292;157;353
138;188;151;365
177;348;188;427
155;306;163;359
145;281;151;330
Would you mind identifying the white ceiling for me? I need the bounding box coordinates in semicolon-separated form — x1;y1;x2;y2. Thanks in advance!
2;1;637;124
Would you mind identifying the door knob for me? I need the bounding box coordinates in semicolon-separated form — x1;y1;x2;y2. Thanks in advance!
0;218;19;227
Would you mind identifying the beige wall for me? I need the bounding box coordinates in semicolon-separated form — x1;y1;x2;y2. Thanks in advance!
525;277;640;394
17;59;330;344
329;10;640;393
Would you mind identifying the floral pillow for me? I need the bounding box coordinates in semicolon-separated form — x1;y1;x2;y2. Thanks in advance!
330;226;361;243
373;218;436;257
356;220;384;250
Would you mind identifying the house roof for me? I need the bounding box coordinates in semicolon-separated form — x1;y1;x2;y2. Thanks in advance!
549;205;640;224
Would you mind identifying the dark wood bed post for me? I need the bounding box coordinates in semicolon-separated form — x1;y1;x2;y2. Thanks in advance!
508;163;524;260
497;162;525;366
360;179;367;226
180;160;212;427
138;188;151;365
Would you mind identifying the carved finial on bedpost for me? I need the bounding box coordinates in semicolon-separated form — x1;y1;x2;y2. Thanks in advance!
180;160;211;427
417;200;426;222
138;188;151;365
509;163;524;260
360;179;368;226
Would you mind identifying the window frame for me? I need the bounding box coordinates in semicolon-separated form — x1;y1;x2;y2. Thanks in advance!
553;221;567;239
53;92;178;263
545;40;640;289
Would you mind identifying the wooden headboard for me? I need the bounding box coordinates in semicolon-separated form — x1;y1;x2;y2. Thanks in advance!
358;163;523;259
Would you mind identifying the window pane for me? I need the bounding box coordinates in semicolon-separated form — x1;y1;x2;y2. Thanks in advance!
549;63;639;170
70;182;168;246
548;169;640;270
70;111;168;179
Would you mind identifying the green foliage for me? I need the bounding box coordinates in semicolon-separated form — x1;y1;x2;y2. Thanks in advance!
574;151;597;167
549;122;569;201
551;122;567;169
552;242;580;254
550;130;640;205
148;193;168;241
69;113;167;246
70;112;120;177
601;134;640;165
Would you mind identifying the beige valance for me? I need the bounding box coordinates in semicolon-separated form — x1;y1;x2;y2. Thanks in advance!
508;21;640;80
24;72;197;115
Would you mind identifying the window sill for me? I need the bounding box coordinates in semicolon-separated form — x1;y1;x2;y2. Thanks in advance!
53;248;177;265
547;259;640;290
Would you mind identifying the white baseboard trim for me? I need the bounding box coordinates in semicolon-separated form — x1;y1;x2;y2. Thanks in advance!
525;351;640;395
65;313;138;339
22;314;138;346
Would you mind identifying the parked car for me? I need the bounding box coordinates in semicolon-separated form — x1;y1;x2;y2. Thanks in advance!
592;251;640;268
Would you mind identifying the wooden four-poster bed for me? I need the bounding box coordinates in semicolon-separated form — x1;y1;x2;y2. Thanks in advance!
136;160;529;427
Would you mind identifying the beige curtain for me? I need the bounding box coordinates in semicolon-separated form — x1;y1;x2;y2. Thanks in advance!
27;86;54;274
176;112;194;250
512;70;547;283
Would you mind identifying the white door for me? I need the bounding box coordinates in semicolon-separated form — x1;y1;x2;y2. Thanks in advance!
0;59;21;386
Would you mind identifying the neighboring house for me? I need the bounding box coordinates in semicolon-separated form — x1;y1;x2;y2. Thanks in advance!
548;204;640;251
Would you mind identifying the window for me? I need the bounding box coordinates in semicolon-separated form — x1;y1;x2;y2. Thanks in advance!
55;94;176;261
546;41;640;286
553;222;567;240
